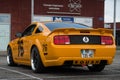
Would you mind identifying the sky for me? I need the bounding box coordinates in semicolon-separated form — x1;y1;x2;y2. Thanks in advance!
105;0;120;23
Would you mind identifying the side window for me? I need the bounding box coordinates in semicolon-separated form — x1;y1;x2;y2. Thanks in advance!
35;28;41;33
22;24;36;36
35;26;43;34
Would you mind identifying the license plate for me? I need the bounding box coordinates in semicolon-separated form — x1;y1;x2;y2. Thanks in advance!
73;60;100;65
81;49;94;58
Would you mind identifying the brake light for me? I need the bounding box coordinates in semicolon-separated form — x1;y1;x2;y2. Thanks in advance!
101;36;113;45
54;35;70;45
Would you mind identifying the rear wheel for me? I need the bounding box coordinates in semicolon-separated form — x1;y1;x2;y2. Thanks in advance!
7;46;16;66
87;64;105;72
31;47;45;73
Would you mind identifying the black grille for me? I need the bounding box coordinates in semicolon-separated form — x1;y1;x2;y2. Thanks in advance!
69;35;101;44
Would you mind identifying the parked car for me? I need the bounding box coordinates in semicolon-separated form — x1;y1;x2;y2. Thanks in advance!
7;22;116;73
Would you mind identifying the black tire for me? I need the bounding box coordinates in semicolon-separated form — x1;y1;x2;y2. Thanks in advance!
87;64;105;72
31;47;45;73
7;46;16;66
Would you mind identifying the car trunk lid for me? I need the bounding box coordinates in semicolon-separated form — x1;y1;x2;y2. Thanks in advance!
48;28;113;45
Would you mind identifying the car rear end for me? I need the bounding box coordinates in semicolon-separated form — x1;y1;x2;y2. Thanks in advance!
44;28;116;68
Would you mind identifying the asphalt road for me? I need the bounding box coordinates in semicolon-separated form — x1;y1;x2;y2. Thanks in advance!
0;51;120;80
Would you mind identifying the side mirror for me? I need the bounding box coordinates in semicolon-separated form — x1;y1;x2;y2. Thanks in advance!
15;32;22;38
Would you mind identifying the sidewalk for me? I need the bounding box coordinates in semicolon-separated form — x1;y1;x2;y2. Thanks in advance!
0;51;7;57
117;46;120;50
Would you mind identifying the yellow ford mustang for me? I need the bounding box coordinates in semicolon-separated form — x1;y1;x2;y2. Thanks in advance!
7;22;116;73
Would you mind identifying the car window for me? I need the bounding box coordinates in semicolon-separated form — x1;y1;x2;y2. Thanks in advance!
35;26;43;34
35;28;41;33
45;22;89;31
22;24;36;36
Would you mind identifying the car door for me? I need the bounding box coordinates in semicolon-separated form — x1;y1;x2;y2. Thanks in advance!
17;24;36;63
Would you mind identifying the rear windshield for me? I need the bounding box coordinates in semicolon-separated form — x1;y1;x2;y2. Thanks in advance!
45;22;89;31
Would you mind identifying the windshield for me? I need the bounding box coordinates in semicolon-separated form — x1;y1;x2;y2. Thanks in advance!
45;22;89;31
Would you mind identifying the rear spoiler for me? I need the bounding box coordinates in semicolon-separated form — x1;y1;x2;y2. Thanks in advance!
48;28;113;36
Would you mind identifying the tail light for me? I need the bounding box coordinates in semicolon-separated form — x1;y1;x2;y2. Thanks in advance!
101;36;113;45
54;35;70;45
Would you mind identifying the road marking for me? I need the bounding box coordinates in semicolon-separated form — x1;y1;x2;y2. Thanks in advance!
1;78;35;80
0;67;43;80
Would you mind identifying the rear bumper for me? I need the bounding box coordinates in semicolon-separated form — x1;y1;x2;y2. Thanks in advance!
43;45;116;67
44;57;113;67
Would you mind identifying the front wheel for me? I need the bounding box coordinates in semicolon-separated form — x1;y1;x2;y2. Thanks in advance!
31;47;45;73
7;46;16;66
87;64;105;72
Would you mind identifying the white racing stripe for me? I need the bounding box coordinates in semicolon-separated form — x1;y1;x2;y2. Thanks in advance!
0;67;43;80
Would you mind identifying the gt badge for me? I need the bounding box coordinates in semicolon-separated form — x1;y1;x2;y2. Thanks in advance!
83;36;89;43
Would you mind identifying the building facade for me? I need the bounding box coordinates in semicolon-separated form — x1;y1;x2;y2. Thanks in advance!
0;0;104;51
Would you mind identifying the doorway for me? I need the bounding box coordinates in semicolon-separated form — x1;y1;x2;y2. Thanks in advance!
0;14;10;51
